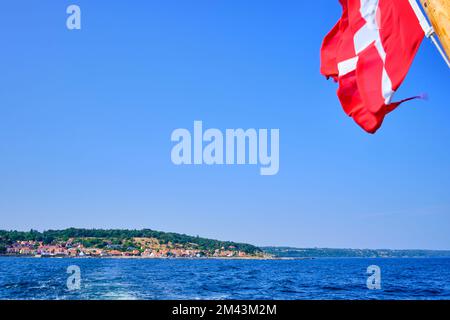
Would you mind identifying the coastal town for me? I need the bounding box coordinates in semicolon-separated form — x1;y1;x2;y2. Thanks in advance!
0;229;267;259
2;238;261;259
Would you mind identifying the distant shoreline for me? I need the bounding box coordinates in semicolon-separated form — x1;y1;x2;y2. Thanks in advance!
261;247;450;259
2;229;449;260
2;254;450;260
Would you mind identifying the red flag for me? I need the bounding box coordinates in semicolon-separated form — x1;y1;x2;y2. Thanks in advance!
321;0;425;133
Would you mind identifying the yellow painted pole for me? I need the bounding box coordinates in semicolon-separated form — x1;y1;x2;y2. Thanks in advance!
420;0;450;60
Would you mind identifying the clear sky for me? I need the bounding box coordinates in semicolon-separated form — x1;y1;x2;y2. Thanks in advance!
0;0;449;250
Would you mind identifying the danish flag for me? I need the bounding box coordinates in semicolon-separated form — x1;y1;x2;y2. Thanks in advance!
321;0;425;133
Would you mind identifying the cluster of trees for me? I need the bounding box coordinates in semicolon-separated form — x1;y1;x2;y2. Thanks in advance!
0;228;262;254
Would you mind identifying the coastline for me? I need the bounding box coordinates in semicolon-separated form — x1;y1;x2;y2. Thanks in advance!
0;254;299;260
3;254;450;260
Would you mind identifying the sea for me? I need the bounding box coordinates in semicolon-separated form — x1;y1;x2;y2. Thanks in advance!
0;257;449;300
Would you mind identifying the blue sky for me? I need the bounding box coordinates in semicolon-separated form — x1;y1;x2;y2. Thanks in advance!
0;0;449;249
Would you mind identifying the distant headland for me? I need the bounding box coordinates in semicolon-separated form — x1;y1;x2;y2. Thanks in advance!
262;247;450;259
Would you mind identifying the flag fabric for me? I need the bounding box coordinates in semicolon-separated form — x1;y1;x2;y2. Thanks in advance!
321;0;425;133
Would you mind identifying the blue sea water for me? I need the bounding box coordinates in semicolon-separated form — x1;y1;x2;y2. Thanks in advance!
0;257;449;300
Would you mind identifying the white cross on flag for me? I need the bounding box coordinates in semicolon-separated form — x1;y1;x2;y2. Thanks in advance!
321;0;425;133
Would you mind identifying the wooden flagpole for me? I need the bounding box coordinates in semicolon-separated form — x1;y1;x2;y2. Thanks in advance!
420;0;450;68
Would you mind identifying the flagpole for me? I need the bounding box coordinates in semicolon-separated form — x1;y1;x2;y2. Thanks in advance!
409;0;450;68
429;34;450;68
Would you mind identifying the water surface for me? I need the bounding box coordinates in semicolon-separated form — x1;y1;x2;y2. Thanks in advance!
0;257;449;300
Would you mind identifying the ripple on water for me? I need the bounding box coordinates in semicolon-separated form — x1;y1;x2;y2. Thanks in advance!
0;257;449;300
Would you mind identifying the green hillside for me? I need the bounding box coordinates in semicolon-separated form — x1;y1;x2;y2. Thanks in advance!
0;228;262;255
